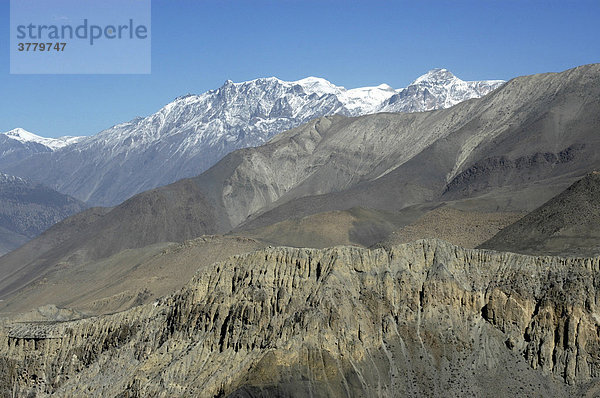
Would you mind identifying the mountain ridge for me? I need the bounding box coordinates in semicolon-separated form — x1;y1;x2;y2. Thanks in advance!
0;69;503;206
233;64;600;231
1;128;82;150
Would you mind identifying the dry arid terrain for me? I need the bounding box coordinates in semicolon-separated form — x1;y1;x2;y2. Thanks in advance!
2;240;600;397
374;207;526;249
481;171;600;257
1;65;600;397
0;235;265;319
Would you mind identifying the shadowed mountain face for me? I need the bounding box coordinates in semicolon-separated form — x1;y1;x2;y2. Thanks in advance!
479;172;600;256
0;173;86;255
2;241;600;396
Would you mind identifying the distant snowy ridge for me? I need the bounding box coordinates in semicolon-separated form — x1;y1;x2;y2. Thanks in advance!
2;128;82;150
1;69;504;206
379;68;505;113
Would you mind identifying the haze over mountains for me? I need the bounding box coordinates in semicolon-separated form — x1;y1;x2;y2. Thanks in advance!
0;69;503;206
0;173;86;256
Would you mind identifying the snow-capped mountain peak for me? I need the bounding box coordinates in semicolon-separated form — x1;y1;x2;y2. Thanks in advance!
411;68;457;85
2;128;82;150
5;128;44;142
339;84;396;114
379;68;505;113
293;76;341;97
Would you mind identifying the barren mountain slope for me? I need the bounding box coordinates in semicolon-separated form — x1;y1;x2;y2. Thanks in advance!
0;227;27;257
0;100;493;299
0;178;222;301
0;235;265;318
480;172;600;256
2;72;502;206
0;65;596;307
375;207;526;249
2;240;600;396
234;207;421;249
194;110;465;228
237;64;600;230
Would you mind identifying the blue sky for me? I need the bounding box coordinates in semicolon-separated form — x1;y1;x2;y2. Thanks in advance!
1;0;598;138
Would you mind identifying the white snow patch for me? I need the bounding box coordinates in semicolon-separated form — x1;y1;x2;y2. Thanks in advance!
2;128;83;150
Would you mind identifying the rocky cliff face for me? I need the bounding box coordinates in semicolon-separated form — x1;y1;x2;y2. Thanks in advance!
1;240;599;397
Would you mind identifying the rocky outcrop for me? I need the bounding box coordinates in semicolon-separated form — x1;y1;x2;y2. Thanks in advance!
442;144;587;199
1;240;600;396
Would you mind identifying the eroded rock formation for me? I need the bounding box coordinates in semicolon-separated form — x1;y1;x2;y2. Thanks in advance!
1;240;600;396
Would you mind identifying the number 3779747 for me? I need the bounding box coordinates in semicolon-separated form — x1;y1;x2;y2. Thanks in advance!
17;42;66;51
